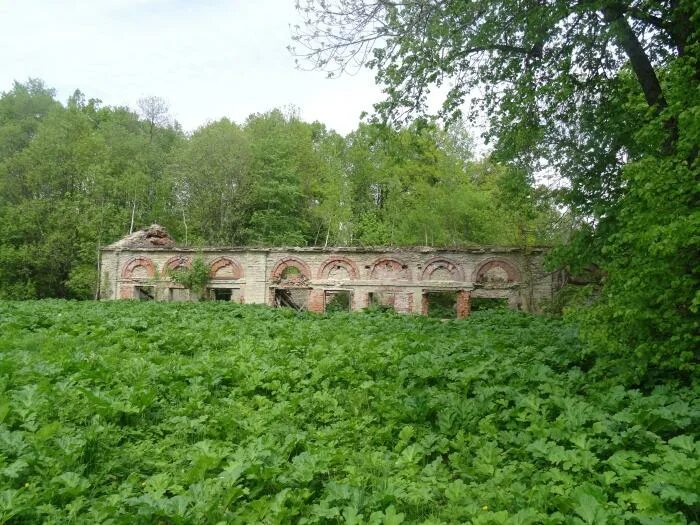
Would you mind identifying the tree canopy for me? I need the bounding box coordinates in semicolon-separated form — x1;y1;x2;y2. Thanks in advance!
294;0;700;381
293;0;694;118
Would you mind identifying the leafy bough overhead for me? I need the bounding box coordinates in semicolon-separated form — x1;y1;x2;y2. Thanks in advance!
292;0;691;122
292;0;698;184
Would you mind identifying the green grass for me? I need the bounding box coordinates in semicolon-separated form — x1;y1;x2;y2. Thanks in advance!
0;301;697;524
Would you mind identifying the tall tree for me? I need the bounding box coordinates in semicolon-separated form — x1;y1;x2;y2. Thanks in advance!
241;110;320;245
0;83;182;299
295;0;700;380
342;121;557;246
169;119;253;245
137;96;171;143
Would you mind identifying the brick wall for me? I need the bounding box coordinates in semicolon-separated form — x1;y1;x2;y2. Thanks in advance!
100;245;558;316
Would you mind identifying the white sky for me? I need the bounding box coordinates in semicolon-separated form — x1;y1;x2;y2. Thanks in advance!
0;0;386;135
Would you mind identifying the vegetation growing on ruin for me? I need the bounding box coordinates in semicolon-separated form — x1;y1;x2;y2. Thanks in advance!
166;257;211;298
0;300;697;524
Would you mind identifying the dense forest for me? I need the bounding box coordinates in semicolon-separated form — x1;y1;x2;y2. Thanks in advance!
0;80;560;301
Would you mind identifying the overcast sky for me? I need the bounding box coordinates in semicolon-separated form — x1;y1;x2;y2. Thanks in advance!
0;0;385;135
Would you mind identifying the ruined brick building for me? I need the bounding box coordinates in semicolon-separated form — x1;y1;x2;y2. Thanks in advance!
99;225;559;318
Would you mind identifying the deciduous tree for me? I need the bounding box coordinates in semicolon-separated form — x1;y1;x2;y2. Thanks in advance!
294;0;700;380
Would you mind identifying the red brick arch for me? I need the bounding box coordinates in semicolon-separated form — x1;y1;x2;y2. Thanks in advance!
369;257;411;280
209;256;243;279
473;258;520;283
421;257;465;281
165;255;192;272
271;256;311;283
121;257;156;279
318;256;359;280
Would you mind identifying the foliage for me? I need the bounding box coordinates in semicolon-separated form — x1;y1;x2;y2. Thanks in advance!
169;118;252;245
0;81;560;300
0;80;183;300
167;257;210;297
293;0;693;144
471;298;509;312
424;292;458;319
549;44;700;384
0;300;697;523
325;292;351;312
294;0;700;383
343;122;559;246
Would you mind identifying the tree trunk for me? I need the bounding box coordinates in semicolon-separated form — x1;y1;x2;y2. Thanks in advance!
602;6;665;109
129;200;136;234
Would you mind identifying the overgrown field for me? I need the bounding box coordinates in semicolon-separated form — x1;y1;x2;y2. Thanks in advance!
0;301;697;524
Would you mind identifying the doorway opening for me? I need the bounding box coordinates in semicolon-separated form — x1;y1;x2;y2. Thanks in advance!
274;288;310;311
208;288;241;302
134;286;155;301
423;291;458;319
325;290;351;312
212;288;232;301
367;291;395;312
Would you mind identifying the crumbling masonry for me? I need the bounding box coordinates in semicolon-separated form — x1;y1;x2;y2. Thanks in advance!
99;225;560;317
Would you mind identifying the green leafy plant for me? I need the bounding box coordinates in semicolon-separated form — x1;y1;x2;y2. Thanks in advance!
167;256;210;298
0;300;697;523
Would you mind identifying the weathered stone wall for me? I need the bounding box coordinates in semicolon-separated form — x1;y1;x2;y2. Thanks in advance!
100;244;558;317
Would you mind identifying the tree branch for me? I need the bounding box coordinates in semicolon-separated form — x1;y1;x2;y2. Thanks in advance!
601;5;665;108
